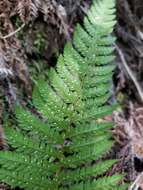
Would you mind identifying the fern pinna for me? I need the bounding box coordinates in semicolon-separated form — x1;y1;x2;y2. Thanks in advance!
0;0;126;190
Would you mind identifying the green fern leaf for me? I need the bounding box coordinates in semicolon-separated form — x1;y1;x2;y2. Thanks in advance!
0;0;127;190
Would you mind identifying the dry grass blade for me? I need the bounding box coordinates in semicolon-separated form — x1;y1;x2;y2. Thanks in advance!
129;172;143;190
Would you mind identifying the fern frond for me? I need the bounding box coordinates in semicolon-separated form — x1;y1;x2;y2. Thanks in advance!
0;0;127;190
60;159;117;184
88;0;116;30
15;106;61;143
17;0;41;22
63;174;123;190
69;121;113;137
0;151;58;189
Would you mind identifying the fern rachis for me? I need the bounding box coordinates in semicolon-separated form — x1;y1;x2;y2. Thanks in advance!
0;0;127;190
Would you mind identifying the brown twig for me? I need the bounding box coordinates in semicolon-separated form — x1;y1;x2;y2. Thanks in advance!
115;44;143;103
0;23;25;39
